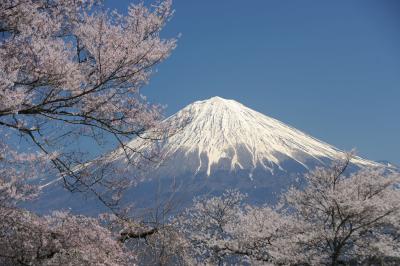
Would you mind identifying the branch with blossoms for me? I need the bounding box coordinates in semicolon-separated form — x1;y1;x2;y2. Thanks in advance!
176;155;400;265
0;0;177;208
0;1;188;265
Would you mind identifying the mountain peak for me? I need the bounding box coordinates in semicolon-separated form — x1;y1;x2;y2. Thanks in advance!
126;98;378;177
191;96;239;108
202;96;230;102
205;96;227;102
181;96;250;122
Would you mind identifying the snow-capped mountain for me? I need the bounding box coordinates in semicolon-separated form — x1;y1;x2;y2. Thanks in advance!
31;96;383;214
119;96;377;178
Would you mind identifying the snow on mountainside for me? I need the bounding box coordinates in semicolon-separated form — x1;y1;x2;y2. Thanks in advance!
119;96;378;177
32;96;384;214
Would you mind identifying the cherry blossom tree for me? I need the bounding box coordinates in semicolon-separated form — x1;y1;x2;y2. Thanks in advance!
176;190;252;265
103;186;191;266
0;0;177;264
282;157;400;265
176;190;294;265
179;157;400;265
0;209;136;265
0;0;176;205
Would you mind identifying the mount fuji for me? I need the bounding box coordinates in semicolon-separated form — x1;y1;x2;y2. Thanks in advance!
120;96;376;177
32;97;384;214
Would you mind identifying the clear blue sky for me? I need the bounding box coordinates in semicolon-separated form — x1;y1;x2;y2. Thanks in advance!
107;0;400;164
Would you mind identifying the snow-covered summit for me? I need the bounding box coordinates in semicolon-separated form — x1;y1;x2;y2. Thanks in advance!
34;97;385;214
124;96;377;177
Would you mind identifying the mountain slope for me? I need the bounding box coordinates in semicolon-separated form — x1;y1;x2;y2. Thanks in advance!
32;96;382;214
120;96;377;178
